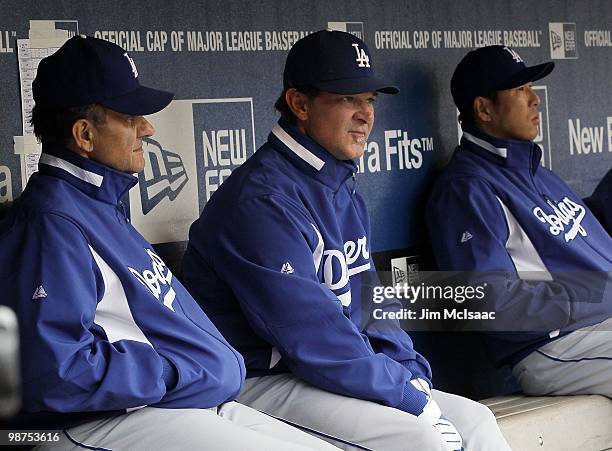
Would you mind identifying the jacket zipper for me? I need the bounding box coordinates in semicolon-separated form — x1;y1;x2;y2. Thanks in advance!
118;200;130;223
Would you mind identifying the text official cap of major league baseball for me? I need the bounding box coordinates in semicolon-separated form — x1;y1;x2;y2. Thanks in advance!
283;29;399;95
33;35;173;115
451;45;554;113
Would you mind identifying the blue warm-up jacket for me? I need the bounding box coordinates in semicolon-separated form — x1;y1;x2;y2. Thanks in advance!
182;119;433;416
427;129;612;366
0;146;245;428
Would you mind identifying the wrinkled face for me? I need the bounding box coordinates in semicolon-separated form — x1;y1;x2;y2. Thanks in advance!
486;82;541;141
89;109;155;173
299;91;376;160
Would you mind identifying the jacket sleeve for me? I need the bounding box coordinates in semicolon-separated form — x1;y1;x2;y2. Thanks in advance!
13;212;171;412
426;176;593;333
584;167;612;235
358;267;433;385
208;194;429;415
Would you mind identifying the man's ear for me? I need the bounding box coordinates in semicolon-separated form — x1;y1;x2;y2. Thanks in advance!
71;119;95;153
285;88;310;122
473;96;494;123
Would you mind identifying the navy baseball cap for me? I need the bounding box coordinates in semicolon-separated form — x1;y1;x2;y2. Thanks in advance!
283;30;399;95
33;35;173;115
451;45;554;112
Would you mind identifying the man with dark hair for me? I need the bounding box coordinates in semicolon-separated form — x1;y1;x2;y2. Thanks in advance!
182;30;510;450
0;35;336;451
427;46;612;398
274;85;321;123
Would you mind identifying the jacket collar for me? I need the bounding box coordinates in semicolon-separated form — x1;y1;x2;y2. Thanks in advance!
268;119;357;191
461;127;543;175
38;145;137;205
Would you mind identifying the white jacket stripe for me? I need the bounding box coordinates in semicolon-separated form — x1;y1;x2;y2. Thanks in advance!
463;132;507;158
348;263;371;276
269;347;282;369
311;224;325;273
337;291;352;306
495;196;553;281
89;246;152;345
39;154;104;187
272;124;325;171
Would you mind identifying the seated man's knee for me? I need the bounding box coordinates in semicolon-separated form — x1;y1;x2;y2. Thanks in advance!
472;402;497;425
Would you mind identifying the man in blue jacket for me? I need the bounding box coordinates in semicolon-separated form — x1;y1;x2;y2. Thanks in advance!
0;35;336;451
182;30;510;451
427;46;612;398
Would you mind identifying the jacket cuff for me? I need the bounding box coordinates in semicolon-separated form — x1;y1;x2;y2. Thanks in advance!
395;382;428;416
160;355;179;390
403;360;432;387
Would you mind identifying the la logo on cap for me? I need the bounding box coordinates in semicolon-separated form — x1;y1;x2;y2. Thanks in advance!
124;52;139;78
351;43;370;68
503;46;523;63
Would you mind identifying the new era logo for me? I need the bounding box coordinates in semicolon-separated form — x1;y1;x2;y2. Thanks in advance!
327;21;364;40
550;31;563;51
392;265;407;285
460;231;473;243
32;285;47;300
138;137;189;215
548;23;578;59
390;256;420;285
281;262;295;274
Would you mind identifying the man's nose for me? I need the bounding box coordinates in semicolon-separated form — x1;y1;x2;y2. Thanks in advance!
138;116;156;138
528;86;540;107
355;101;374;123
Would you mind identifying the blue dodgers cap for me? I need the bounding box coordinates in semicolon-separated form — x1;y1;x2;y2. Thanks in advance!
451;45;554;112
283;29;399;95
33;35;173;115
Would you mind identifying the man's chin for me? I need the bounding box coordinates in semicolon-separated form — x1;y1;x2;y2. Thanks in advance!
128;161;146;175
340;150;365;161
527;128;539;141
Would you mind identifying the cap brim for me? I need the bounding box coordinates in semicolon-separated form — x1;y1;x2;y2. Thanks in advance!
500;61;555;90
101;86;174;115
313;77;399;95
